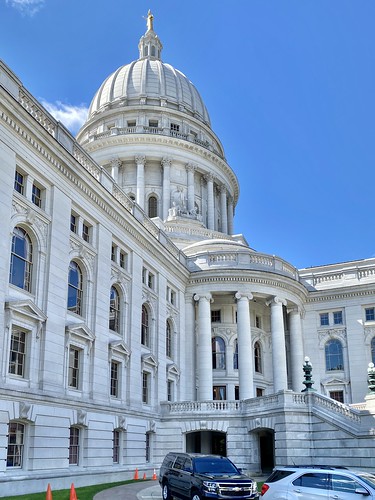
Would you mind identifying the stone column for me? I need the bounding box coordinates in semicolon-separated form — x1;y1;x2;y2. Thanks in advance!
194;293;213;401
288;306;305;392
110;158;122;183
161;157;172;219
220;185;228;234
135;155;146;210
186;163;196;213
205;174;215;230
235;292;254;400
267;296;288;392
228;196;234;235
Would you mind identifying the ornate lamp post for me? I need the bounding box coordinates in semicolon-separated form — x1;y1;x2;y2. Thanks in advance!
302;356;316;393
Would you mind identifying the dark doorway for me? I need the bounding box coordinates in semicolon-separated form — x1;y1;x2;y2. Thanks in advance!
259;431;274;473
186;431;227;456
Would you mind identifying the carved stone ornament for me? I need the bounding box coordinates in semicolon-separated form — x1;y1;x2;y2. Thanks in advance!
19;402;32;421
77;409;87;426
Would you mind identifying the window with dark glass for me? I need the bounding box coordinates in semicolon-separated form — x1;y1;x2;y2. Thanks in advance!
255;315;261;329
119;251;127;269
145;432;151;462
149;120;158;128
366;308;375;322
329;390;344;403
166;320;172;358
256;387;264;397
213;386;226;400
70;213;77;233
320;312;329;326
32;183;42;207
211;310;221;323
141;305;149;347
14;171;24;194
8;330;26;377
69;427;80;465
148;196;158;218
82;223;90;243
67;261;83;315
9;227;33;292
167;380;173;402
233;339;238;370
68;347;80;389
333;311;343;325
109;287;120;332
170;123;180;132
7;422;25;467
325;339;344;371
142;371;150;404
235;385;240;400
110;361;119;397
113;430;120;463
212;336;226;369
254;341;262;373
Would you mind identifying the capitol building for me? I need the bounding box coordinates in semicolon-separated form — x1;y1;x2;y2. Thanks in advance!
1;11;375;496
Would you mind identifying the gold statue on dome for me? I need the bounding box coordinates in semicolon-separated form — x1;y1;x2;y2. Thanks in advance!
146;10;154;31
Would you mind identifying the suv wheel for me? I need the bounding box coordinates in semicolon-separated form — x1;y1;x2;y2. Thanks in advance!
162;482;172;500
191;492;202;500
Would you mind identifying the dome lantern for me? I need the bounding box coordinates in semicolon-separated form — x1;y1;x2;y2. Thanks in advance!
138;10;163;61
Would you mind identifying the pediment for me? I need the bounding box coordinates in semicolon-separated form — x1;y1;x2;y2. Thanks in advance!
6;300;47;322
109;340;131;358
322;377;348;386
167;363;180;377
66;323;95;343
142;353;158;369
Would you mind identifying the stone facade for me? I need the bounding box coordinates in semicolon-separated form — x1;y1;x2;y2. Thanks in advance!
0;13;375;497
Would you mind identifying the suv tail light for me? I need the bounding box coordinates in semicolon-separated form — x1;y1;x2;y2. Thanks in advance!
261;483;270;496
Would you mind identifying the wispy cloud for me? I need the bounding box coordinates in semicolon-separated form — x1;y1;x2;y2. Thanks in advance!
41;100;88;135
6;0;45;16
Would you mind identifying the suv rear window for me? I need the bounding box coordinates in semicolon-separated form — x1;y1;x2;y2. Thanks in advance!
266;470;295;483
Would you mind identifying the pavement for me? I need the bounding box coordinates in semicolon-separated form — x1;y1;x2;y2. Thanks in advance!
93;480;161;500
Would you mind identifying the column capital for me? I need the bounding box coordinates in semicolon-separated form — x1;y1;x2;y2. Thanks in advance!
186;162;197;172
161;157;172;167
204;172;215;183
220;184;227;194
110;157;122;168
194;293;213;303
135;155;146;166
235;292;253;302
287;305;305;318
266;296;287;307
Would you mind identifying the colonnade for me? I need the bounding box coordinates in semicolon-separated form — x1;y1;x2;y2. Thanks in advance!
128;156;235;234
193;292;304;401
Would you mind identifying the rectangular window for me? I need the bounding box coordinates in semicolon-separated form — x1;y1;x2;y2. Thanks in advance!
68;347;80;389
70;213;77;233
211;310;221;323
256;388;265;397
255;315;261;329
14;171;24;194
320;312;329;326
213;386;226;400
333;311;343;325
32;183;42;208
170;123;180;132
8;330;26;378
330;390;344;403
148;272;154;289
7;422;25;468
69;427;80;465
167;380;173;402
113;430;120;464
119;251;127;269
149;120;158;128
234;386;240;400
365;307;375;322
82;223;90;243
110;361;119;398
111;244;117;262
127;120;136;127
145;432;151;462
142;372;150;404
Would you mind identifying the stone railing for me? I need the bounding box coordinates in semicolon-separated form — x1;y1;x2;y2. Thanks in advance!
161;400;243;416
300;262;375;288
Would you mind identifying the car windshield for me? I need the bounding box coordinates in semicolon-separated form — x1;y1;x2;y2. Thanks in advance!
356;473;375;489
194;457;239;475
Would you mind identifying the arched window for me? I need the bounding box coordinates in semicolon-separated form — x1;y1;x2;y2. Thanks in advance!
325;339;344;371
148;196;158;218
151;46;156;57
372;337;375;364
7;422;25;467
166;320;172;358
109;286;120;332
212;336;226;369
9;227;33;292
233;339;238;369
67;261;83;315
254;341;262;373
141;305;149;347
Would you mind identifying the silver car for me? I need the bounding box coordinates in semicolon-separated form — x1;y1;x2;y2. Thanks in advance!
261;466;375;499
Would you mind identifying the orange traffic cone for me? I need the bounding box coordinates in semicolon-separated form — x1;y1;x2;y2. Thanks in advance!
69;483;77;500
134;467;139;480
46;483;53;500
143;472;147;480
152;468;157;480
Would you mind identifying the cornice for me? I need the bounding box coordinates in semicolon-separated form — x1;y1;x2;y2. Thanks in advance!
306;288;375;303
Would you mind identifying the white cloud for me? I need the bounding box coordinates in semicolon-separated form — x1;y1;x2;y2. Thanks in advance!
41;100;88;135
6;0;45;16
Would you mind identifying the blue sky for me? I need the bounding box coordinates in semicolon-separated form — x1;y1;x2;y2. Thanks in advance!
1;0;375;269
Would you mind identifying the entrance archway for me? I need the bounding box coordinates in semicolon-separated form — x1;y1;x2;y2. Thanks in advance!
259;430;274;473
186;431;227;456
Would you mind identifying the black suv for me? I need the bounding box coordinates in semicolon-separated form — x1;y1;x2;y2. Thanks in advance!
159;452;259;500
